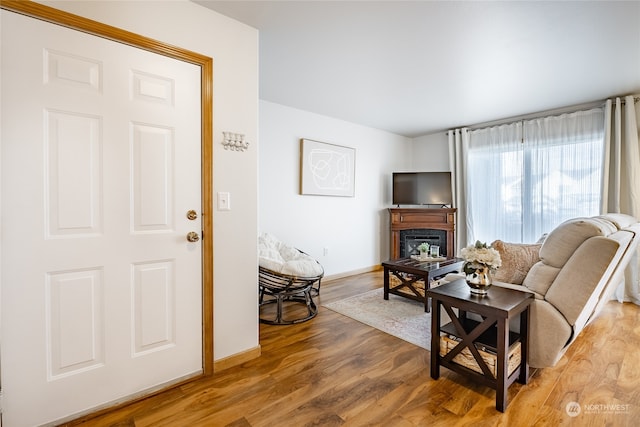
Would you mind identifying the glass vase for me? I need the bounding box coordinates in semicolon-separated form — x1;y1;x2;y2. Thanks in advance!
463;261;493;295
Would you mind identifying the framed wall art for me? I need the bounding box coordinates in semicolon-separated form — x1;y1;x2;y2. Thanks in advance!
300;138;355;197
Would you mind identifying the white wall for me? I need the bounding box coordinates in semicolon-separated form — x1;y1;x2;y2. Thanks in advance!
37;0;260;361
259;101;410;275
410;132;451;172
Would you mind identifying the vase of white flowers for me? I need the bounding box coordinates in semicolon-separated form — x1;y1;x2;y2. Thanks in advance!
460;241;502;295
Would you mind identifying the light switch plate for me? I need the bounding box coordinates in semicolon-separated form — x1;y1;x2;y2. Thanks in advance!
218;192;231;211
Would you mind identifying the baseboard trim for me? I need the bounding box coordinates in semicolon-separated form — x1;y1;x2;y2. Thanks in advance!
323;265;382;283
214;345;262;372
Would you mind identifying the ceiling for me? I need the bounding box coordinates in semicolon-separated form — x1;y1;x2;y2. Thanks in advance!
195;1;640;137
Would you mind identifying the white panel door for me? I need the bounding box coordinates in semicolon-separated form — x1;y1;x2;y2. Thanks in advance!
1;10;203;426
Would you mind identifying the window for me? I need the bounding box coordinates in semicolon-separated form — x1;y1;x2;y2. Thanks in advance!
465;108;605;243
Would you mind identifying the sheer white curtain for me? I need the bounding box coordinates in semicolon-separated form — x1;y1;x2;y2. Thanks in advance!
465;122;523;244
602;96;640;305
523;108;605;239
450;108;605;249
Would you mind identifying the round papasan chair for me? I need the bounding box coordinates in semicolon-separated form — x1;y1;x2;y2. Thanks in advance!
258;233;324;325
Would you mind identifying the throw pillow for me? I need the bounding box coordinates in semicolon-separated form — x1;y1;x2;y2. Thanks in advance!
491;240;542;285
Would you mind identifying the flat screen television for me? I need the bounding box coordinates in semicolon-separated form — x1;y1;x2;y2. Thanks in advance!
392;172;452;207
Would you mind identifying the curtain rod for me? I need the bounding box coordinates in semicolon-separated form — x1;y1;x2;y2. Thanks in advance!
447;94;640;134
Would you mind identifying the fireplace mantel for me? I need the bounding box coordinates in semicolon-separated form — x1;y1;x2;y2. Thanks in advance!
389;208;457;259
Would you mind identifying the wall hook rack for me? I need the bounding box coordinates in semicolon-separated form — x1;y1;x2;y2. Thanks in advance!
222;132;249;152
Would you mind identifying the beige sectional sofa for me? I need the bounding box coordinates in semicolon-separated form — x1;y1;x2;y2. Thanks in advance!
488;213;640;368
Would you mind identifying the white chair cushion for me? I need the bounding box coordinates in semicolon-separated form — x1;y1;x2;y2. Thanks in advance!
258;233;323;277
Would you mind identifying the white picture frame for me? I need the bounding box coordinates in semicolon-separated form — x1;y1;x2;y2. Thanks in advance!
300;138;355;197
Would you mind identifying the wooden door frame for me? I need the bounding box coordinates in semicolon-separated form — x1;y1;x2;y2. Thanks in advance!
0;0;214;417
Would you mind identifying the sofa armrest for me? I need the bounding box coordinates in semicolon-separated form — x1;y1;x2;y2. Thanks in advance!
546;236;619;327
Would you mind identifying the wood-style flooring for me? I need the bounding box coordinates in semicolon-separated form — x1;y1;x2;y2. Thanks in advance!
69;271;640;426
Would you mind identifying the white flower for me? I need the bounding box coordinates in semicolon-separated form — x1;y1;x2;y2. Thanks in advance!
460;241;502;270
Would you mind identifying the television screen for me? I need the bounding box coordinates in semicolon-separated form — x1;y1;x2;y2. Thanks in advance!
392;172;452;206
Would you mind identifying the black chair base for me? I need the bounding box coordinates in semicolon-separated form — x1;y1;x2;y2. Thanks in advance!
259;289;317;325
259;266;322;325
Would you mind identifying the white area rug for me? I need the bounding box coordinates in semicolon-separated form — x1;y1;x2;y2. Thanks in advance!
323;288;435;350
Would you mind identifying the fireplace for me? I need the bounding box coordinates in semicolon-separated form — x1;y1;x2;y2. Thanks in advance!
400;229;447;257
389;208;457;259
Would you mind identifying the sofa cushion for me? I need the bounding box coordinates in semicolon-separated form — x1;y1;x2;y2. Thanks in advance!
596;213;638;230
491;240;541;285
523;261;561;296
540;218;616;268
492;281;545;300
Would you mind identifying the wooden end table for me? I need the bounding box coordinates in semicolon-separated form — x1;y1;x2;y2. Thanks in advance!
427;279;533;412
382;257;464;312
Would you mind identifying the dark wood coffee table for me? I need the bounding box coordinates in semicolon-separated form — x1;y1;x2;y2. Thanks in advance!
427;279;533;412
382;257;464;312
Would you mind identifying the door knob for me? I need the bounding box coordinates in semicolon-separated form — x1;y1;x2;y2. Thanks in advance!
186;210;198;220
186;232;200;242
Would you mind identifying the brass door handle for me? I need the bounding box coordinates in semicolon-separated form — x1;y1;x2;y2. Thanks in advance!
186;210;198;220
186;232;200;242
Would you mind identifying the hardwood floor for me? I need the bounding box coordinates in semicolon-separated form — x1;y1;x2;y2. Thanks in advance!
70;271;639;426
